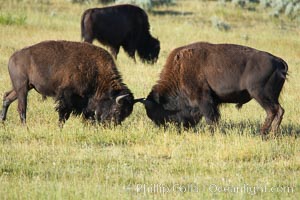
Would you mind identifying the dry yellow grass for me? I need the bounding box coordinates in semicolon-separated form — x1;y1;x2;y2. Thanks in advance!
0;0;299;199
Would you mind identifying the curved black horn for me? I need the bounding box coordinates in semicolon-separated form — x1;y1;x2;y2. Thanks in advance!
116;94;129;105
133;98;145;104
135;99;155;109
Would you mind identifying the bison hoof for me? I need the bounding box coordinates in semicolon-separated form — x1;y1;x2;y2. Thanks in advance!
261;134;270;141
0;112;5;122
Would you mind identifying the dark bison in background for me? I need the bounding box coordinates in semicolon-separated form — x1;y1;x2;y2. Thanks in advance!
0;40;140;126
81;4;160;63
141;42;288;137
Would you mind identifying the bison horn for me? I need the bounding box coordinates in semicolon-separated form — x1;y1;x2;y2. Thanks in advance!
133;98;145;104
116;94;129;105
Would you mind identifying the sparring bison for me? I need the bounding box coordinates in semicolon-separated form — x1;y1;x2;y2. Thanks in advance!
81;4;160;63
141;42;288;137
0;40;140;126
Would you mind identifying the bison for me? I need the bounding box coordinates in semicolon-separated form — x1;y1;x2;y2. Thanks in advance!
0;40;140;126
81;4;160;63
141;42;288;137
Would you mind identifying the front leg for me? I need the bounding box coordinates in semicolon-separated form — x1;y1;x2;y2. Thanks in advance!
109;45;120;60
55;91;72;128
58;109;71;128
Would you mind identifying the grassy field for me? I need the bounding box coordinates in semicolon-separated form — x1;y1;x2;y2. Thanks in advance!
0;0;299;199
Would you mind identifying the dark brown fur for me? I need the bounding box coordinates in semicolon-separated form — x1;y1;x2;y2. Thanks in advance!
81;4;160;63
142;42;288;137
1;40;138;126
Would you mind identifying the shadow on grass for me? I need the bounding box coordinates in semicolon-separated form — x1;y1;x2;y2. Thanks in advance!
151;10;193;16
194;120;300;137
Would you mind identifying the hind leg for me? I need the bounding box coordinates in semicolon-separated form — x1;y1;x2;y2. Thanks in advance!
17;88;29;124
1;90;18;121
260;105;277;136
271;105;284;133
249;69;286;138
252;93;278;137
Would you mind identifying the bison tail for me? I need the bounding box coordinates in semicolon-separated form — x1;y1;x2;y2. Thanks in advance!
280;59;289;78
81;9;93;42
275;58;288;81
80;10;87;40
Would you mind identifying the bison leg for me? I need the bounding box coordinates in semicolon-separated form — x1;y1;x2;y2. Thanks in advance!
109;46;120;60
253;95;278;137
41;95;47;101
55;90;73;127
200;100;220;125
271;105;284;133
126;49;136;62
56;101;71;128
16;87;30;124
1;90;18;121
58;108;71;128
261;108;277;133
200;103;219;134
251;71;285;138
83;34;93;43
123;43;136;62
128;52;136;63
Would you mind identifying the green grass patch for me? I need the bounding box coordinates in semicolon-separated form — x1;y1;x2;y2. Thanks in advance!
0;13;27;26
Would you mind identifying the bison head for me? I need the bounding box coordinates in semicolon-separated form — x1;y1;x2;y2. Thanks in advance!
137;36;160;64
86;91;138;125
140;90;202;128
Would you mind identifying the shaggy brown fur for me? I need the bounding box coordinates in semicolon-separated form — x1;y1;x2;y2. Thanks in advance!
1;40;138;126
142;42;288;137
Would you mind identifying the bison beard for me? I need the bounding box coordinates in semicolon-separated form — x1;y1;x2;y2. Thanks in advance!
0;40;140;126
141;42;288;138
81;4;160;64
